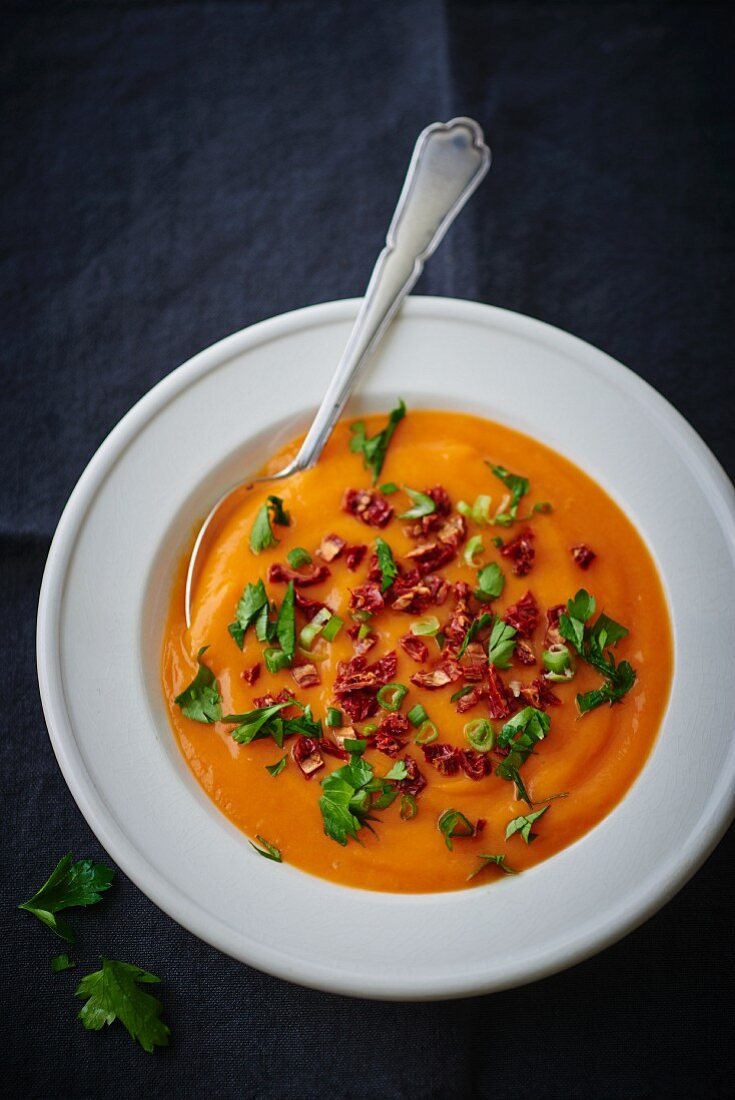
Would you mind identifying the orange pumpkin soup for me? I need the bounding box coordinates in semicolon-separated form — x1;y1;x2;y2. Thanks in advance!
162;408;672;892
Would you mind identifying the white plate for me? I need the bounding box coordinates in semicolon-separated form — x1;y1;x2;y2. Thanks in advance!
37;298;735;999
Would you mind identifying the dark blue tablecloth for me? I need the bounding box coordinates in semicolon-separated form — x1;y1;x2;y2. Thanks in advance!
2;2;733;1097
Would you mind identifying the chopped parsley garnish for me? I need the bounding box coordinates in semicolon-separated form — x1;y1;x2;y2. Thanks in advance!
349;399;406;483
249;835;282;862
467;853;518;880
75;957;170;1053
267;495;291;526
375;537;399;592
319;752;377;846
174;646;221;723
487;464;529;525
265;754;288;777
475;561;505;602
228;579;268;648
487;618;517;669
287;546;312;568
51;954;75;973
494;706;551;804
505;805;549;843
249;495;291;554
224;700;293;745
223;700;322;748
385;759;408;781
275;580;296;662
18;854;114;943
457;612;492;658
437;809;477;851
249;504;279;554
398;485;436;520
558;589;636;713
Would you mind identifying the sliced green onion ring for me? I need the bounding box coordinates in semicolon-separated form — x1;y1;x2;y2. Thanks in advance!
376;683;408;711
321;614;343;642
400;794;418;820
411;615;440;637
457;500;472;517
464;535;484;566
407;703;429;728
464;718;495;752
415;720;439;745
326;707;343;728
298;606;332;650
472;495;492;525
263;648;291;674
543;643;572;676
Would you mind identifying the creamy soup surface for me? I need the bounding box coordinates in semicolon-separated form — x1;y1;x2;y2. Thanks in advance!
162;409;673;893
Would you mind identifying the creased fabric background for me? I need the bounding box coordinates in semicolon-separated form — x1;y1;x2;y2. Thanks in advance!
1;2;733;1097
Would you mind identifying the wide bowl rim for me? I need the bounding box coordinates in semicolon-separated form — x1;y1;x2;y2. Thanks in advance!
36;296;735;999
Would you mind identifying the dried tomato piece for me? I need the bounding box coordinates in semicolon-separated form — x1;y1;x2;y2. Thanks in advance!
404;486;453;538
443;583;474;646
344;544;368;571
349;583;385;613
410;658;462;690
337;690;378;723
291;736;324;778
422;742;462;776
519;677;561;710
316;533;347;562
268;561;331;587
333;651;397;721
434;514;467;551
571;543;596;570
240;664;261;685
499;527;535;576
460;642;488;682
405;539;456;577
378;712;410;738
390;572;449;613
253;688;295;709
294;590;328;616
514;639;536;666
395;754;427;796
544;604;566;647
486;666;515;719
319;738;350;761
291;663;320;689
372;711;409;757
456;684;486;714
399;633;430;663
503;590;539;638
428;486;452;516
459;749;492;781
370;651;398;684
342;488;393;528
353;631;378;657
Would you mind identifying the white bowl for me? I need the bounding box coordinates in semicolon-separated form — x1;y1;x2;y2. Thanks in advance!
37;298;735;999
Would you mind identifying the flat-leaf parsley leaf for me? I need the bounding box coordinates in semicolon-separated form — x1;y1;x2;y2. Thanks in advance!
349;400;406;483
374;537;398;592
18;853;115;943
559;589;636;713
75;956;170;1054
174;646;221;723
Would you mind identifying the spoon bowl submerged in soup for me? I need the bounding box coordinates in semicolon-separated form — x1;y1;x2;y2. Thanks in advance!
162;406;672;893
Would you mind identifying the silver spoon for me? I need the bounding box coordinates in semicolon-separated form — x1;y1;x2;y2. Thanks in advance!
185;117;491;626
